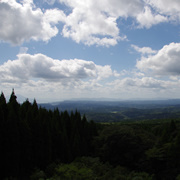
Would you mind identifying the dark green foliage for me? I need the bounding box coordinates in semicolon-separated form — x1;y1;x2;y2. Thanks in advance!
0;91;97;179
41;100;180;122
94;124;155;170
93;120;180;180
30;157;153;180
2;90;180;179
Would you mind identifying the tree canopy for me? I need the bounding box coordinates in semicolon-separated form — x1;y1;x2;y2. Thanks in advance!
0;90;97;179
1;90;180;179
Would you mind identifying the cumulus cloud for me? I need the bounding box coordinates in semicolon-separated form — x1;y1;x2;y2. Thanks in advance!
0;0;65;45
58;0;180;45
58;0;145;46
136;42;180;76
57;0;171;45
0;0;179;46
1;52;180;101
105;75;180;100
147;0;180;21
136;6;167;28
59;0;166;45
131;44;157;55
0;53;115;84
108;77;166;90
60;0;123;46
0;53;121;101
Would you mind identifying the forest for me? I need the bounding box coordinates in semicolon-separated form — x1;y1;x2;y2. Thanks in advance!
1;90;180;179
40;100;180;122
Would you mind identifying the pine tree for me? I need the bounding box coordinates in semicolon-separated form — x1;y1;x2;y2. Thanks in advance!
6;89;21;177
0;91;98;178
0;92;8;179
0;92;7;122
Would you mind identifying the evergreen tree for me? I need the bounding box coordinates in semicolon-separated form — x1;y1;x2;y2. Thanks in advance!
0;91;98;179
0;92;7;122
0;92;8;179
5;89;21;177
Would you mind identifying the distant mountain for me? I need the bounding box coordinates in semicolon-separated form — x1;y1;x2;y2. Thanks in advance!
40;99;180;110
39;99;180;122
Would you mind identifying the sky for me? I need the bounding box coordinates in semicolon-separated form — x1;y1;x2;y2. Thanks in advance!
0;0;180;102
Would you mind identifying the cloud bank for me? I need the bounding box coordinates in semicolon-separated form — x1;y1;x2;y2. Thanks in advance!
0;0;65;45
147;0;180;21
1;50;180;101
0;53;116;84
1;0;179;46
1;0;180;101
136;43;180;76
0;52;120;101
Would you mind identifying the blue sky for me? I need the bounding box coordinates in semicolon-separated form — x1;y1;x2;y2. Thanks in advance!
0;0;180;102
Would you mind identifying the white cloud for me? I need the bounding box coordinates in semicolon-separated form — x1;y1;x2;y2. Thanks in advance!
147;0;180;21
109;77;166;90
136;42;180;76
0;53;120;101
0;53;115;83
108;76;180;100
0;0;179;46
136;6;167;28
1;52;180;101
60;2;120;46
0;0;65;45
58;0;146;46
131;44;157;55
57;0;172;45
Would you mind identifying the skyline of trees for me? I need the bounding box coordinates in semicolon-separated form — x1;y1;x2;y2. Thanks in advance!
1;90;180;179
0;90;97;179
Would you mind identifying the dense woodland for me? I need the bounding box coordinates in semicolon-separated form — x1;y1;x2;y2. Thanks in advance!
0;90;97;179
40;100;180;122
1;90;180;179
